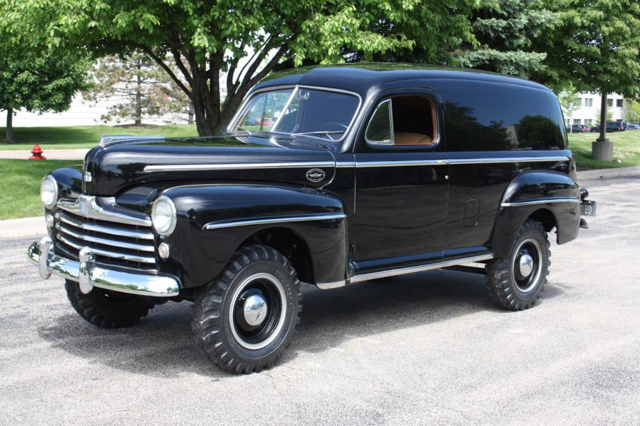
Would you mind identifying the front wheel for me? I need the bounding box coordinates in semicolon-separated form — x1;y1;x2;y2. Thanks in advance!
485;219;551;311
191;245;301;374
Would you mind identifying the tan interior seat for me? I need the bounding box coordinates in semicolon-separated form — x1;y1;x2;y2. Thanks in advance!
394;132;433;146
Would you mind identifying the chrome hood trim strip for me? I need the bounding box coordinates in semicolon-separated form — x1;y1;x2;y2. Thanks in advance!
144;161;335;173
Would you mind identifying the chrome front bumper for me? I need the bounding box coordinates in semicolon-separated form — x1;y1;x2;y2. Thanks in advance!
27;237;180;297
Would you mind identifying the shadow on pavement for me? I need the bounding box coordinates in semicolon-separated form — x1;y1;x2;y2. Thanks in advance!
38;269;563;378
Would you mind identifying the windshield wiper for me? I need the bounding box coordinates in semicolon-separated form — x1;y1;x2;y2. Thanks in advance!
292;131;344;136
291;130;345;141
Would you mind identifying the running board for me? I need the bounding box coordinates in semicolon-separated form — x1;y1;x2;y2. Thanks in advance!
317;253;493;289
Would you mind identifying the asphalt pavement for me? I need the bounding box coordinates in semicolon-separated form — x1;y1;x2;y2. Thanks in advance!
1;176;639;425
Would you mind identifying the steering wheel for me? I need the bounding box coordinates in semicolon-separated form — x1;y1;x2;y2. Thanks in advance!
320;122;349;140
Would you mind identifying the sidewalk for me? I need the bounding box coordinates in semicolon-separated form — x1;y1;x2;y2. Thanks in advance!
0;216;47;238
1;166;638;239
577;165;640;181
0;149;89;160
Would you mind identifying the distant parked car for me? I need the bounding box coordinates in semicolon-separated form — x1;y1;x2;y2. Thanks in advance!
590;122;626;132
625;123;640;130
570;124;589;133
606;121;626;132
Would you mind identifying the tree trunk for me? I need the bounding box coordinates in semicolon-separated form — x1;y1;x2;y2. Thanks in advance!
592;91;613;161
598;92;608;142
187;103;195;125
5;108;13;142
135;61;142;126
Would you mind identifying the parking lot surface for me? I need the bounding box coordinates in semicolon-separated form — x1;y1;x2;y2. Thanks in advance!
1;176;639;425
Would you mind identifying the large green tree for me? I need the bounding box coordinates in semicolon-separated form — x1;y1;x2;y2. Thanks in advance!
454;0;555;78
354;0;554;80
7;0;483;136
0;50;90;143
85;52;192;125
537;0;640;143
0;1;91;143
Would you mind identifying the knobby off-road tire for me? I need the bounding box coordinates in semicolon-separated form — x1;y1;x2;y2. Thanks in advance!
485;219;551;311
64;280;154;328
191;245;301;374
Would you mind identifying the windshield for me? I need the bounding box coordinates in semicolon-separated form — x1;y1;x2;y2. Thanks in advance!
230;87;360;142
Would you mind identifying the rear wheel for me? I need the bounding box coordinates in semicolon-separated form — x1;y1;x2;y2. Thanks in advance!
64;280;154;328
485;220;550;310
191;245;301;374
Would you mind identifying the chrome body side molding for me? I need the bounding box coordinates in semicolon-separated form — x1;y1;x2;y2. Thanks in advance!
447;156;570;165
57;195;152;227
203;213;347;231
356;159;449;168
144;156;570;173
144;161;336;173
501;197;580;208
335;155;570;169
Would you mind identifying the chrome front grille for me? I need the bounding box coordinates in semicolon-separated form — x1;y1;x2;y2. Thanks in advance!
52;197;157;273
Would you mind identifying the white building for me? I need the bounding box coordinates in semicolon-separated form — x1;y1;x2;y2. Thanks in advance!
565;92;627;127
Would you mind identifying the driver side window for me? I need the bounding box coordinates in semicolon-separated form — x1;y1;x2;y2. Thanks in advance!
365;95;438;147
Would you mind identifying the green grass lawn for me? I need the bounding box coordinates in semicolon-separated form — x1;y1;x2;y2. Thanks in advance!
568;131;640;169
0;159;82;220
0;124;197;151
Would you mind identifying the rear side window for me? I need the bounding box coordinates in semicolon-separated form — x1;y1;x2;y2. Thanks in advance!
365;95;439;147
438;81;565;151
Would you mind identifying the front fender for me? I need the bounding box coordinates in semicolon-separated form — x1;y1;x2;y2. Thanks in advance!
161;184;347;288
492;171;580;258
50;167;84;200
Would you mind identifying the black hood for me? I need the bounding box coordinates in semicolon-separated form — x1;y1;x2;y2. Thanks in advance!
84;135;337;197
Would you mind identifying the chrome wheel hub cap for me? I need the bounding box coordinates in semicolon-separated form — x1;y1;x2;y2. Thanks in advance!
243;294;268;326
518;253;534;278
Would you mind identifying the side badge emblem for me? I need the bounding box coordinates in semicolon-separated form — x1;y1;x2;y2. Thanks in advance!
306;168;326;183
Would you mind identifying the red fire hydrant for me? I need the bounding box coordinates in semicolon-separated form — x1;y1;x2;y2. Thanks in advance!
28;144;46;160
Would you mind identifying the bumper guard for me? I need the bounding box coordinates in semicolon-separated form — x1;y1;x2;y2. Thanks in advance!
27;237;180;297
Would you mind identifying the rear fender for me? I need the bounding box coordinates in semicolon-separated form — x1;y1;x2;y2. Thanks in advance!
492;171;580;258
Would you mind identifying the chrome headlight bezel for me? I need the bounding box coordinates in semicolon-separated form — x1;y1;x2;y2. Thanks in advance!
40;175;59;209
151;195;177;237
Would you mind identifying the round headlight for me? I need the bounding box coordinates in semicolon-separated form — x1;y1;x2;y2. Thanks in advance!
152;196;177;236
40;175;58;208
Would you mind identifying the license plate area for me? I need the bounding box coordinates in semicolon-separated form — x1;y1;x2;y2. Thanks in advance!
580;200;596;217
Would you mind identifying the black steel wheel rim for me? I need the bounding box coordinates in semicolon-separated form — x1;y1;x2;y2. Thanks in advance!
512;238;542;293
229;273;287;350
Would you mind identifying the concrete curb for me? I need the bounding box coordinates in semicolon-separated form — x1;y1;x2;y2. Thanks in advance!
577;166;640;181
0;216;46;239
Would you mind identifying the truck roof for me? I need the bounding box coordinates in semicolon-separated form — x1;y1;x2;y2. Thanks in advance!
254;63;551;97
